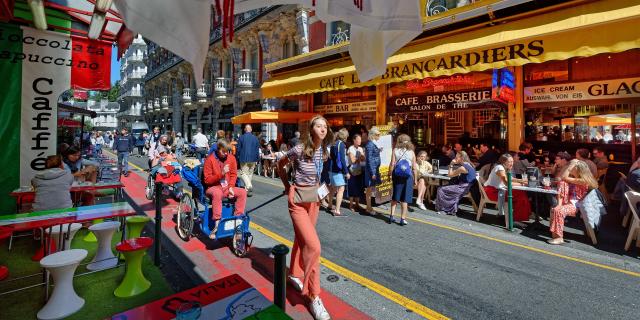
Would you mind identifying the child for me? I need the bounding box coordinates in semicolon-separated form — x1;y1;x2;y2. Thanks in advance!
416;151;433;210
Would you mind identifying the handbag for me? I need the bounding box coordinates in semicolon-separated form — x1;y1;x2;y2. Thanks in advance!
293;184;320;203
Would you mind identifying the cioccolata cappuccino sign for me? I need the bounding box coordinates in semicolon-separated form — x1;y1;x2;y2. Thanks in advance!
524;77;640;103
388;89;492;113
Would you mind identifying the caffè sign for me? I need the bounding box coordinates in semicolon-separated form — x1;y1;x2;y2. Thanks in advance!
524;77;640;103
388;89;492;113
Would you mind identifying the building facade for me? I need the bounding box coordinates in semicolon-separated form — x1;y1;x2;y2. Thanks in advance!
117;34;147;130
143;5;311;142
263;0;640;161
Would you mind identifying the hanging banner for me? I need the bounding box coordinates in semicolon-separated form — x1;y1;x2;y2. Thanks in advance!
0;23;111;212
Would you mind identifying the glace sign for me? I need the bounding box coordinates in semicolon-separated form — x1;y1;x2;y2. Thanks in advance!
524;77;640;103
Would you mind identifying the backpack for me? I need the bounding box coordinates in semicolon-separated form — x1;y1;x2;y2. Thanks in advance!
332;141;343;171
393;149;412;178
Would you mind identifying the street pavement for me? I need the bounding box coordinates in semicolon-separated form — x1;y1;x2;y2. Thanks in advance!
122;152;640;320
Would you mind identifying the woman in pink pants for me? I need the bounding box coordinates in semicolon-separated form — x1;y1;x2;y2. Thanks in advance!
277;116;333;320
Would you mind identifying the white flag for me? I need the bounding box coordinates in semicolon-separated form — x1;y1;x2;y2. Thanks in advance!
113;0;211;83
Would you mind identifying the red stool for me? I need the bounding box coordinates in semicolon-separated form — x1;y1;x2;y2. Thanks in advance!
0;226;13;280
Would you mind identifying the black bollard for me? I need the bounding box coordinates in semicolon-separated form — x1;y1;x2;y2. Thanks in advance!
272;244;290;311
154;181;162;266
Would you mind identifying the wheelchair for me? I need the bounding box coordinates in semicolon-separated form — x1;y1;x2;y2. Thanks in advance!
145;162;183;201
176;164;252;257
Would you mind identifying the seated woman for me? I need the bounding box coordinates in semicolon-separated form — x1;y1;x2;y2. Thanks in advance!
436;151;476;215
483;153;531;222
415;151;433;210
548;160;599;245
203;139;247;239
62;146;98;205
62;146;98;183
32;155;74;211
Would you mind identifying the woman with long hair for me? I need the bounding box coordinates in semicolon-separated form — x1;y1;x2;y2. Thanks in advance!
548;159;599;245
389;134;418;225
435;151;476;215
483;153;531;221
364;127;382;215
415;151;432;210
277;116;334;320
327;128;349;216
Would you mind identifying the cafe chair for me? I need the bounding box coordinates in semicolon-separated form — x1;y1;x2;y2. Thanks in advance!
475;177;509;228
425;177;441;203
37;249;87;320
596;168;609;202
623;191;640;251
87;221;120;271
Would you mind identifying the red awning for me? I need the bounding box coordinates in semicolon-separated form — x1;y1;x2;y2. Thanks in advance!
58;118;82;128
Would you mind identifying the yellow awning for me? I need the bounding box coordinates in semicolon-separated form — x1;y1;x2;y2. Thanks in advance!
231;111;319;124
262;0;640;98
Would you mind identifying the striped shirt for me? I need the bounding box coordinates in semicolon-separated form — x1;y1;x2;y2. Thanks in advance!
287;144;323;186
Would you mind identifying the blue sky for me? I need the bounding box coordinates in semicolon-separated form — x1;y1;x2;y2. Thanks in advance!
111;46;120;85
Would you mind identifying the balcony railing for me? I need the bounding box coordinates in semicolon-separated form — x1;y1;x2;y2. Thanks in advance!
183;88;193;106
130;88;143;97
214;77;232;94
129;53;144;62
197;83;211;103
237;69;258;88
161;95;172;110
154;98;160;111
130;70;146;79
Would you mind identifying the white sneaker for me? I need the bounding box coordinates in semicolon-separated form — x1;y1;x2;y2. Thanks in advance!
309;296;331;320
288;276;303;293
417;203;427;210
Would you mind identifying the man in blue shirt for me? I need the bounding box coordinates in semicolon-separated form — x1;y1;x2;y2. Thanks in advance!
113;127;135;177
236;125;260;196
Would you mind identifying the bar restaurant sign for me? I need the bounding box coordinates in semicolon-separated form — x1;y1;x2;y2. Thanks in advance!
314;100;377;114
388;89;492;113
524;77;640;103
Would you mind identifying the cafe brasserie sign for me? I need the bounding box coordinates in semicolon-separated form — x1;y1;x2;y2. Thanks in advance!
388;89;493;113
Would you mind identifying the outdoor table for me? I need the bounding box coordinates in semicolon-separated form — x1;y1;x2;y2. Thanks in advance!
512;184;558;224
423;168;451;185
0;202;136;300
111;273;291;319
9;181;124;211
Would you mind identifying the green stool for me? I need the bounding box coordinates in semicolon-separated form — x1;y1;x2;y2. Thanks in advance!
83;219;104;242
114;237;153;298
125;216;151;239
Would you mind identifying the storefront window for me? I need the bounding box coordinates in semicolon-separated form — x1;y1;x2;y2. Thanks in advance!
388;72;505;148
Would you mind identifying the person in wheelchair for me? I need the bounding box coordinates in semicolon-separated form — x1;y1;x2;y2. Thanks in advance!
151;136;184;198
204;139;247;239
